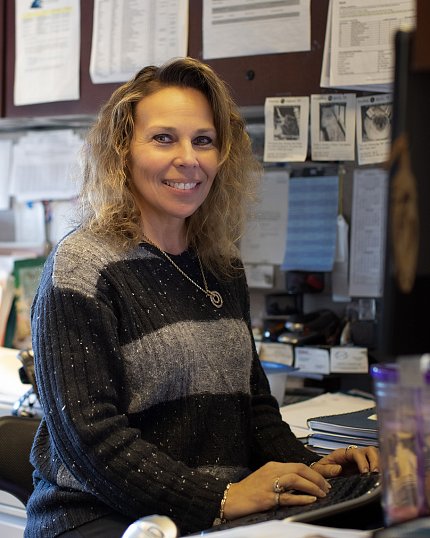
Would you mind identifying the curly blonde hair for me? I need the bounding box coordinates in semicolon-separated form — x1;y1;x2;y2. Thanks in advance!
79;57;261;275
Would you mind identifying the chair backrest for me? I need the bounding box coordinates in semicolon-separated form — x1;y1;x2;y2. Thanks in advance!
0;415;40;505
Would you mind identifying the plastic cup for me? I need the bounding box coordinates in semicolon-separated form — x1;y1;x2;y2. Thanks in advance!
371;363;426;525
261;360;290;406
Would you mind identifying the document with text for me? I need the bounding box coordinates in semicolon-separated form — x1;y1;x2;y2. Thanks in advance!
349;168;388;298
14;0;80;105
240;169;289;266
90;0;189;83
325;0;415;91
203;0;310;59
264;97;309;163
356;94;392;165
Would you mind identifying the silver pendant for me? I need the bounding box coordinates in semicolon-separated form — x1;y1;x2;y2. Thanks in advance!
208;290;223;308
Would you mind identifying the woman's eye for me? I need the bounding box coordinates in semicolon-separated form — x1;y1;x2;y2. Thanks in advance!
153;134;172;143
193;135;213;146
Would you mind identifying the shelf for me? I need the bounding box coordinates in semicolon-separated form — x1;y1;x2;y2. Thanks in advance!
0;114;96;132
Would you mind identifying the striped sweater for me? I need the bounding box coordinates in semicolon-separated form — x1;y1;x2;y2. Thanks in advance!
25;228;318;537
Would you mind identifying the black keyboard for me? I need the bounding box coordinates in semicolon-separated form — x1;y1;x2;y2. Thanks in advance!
203;472;381;533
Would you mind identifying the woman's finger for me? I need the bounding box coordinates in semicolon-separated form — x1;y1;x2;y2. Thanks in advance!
277;473;330;498
279;492;318;507
346;445;380;473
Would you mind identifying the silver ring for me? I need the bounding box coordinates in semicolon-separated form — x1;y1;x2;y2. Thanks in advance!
273;477;284;494
345;444;358;455
275;491;281;508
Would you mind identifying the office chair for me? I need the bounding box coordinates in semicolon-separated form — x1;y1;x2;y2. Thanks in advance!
0;415;40;505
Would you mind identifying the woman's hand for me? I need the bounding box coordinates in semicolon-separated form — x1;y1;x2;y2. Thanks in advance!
222;462;332;521
310;445;380;478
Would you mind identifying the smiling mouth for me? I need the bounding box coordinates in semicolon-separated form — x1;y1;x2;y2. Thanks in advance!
163;180;199;190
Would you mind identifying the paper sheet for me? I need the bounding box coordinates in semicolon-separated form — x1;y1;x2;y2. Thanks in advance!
356;94;393;166
264;97;309;163
280;392;375;439
206;519;372;538
202;0;310;60
320;0;387;93
331;214;350;302
281;176;339;272
349;168;388;298
244;264;274;289
90;0;189;84
319;0;333;89
14;0;80;105
12;201;45;245
240;170;289;265
9;130;83;203
0;140;13;210
0;347;27;404
327;0;415;91
311;93;356;162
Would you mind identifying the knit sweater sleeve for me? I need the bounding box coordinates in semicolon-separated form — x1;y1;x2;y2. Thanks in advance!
31;242;226;534
236;270;319;468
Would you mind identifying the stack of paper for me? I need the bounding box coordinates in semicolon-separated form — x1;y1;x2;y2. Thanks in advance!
280;392;375;440
320;0;415;92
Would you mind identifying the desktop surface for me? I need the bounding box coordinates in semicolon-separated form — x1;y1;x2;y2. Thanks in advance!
374;516;430;537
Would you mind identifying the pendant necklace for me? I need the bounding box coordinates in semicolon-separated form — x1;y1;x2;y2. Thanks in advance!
142;233;223;309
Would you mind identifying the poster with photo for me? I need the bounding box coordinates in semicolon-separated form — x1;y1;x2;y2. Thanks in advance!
356;94;392;165
311;94;356;161
264;97;309;162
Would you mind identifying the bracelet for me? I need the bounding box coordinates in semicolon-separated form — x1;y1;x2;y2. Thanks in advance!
219;482;232;523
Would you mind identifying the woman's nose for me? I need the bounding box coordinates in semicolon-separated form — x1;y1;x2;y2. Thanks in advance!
173;141;198;167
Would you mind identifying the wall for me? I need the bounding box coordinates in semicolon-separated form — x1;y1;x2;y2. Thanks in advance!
0;0;330;119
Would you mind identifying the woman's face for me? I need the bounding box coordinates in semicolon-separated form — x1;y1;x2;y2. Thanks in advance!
128;86;220;230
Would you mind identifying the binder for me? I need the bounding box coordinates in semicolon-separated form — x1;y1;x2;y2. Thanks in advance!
308;430;377;448
307;433;377;457
307;406;378;440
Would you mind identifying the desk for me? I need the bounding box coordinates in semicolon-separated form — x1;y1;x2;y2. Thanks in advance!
0;347;29;538
0;349;383;538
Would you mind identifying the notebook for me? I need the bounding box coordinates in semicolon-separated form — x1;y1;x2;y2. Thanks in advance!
307;406;378;440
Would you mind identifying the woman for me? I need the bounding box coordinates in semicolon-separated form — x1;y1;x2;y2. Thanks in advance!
26;57;379;537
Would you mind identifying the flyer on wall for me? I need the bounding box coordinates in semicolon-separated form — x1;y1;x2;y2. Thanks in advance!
264;97;309;163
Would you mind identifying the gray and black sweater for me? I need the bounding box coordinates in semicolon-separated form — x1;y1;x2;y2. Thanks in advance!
25;228;318;537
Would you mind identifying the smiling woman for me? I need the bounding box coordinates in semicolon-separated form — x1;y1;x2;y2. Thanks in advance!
127;86;220;253
78;57;260;277
26;57;379;538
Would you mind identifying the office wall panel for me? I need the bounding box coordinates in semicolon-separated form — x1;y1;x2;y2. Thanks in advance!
2;0;329;118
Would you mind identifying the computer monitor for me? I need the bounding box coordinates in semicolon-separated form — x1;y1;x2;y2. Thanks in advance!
376;30;430;362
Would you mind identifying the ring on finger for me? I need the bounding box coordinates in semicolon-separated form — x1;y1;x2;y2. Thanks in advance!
275;491;281;508
273;477;284;494
345;444;358;455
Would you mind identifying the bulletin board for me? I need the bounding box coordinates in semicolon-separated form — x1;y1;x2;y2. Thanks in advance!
2;0;330;118
414;0;430;71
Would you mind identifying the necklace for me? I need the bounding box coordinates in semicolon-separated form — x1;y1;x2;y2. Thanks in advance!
142;233;223;309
